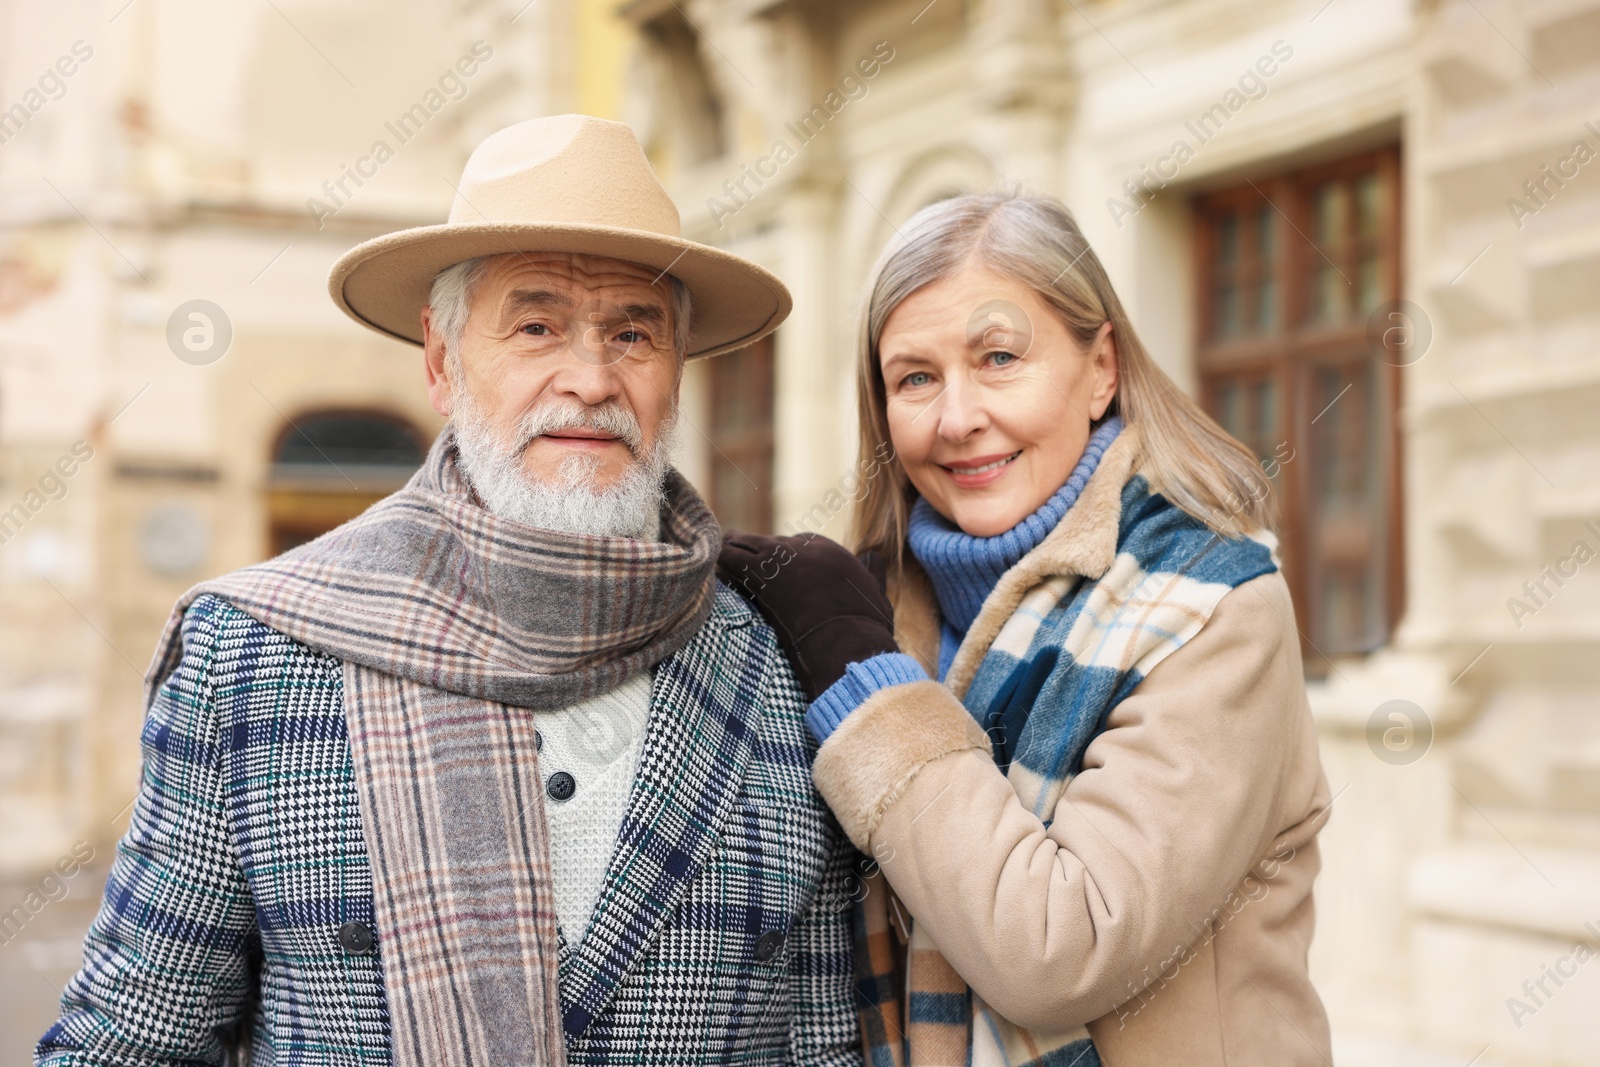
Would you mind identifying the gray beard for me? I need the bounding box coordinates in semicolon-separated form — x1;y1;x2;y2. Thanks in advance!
450;389;677;541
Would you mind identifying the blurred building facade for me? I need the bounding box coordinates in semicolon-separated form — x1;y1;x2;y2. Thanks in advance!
1;0;1598;1063
0;2;632;1039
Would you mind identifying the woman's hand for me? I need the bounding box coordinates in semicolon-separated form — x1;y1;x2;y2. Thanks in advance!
717;531;900;701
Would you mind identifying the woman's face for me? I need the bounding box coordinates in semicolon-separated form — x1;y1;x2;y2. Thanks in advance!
878;262;1118;538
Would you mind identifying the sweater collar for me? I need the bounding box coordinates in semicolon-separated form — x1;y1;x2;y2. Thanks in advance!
906;417;1124;634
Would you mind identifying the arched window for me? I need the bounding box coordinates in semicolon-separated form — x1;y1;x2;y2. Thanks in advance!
267;410;428;555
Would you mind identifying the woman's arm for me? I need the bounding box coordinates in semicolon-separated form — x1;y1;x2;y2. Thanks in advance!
811;571;1328;1031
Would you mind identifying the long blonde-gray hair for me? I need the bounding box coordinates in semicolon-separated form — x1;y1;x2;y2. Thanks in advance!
851;189;1276;565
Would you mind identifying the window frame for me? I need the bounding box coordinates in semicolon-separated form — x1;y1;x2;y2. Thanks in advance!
706;334;776;534
1192;145;1405;668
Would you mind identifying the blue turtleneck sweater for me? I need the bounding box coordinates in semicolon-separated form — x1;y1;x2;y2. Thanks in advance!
805;416;1124;744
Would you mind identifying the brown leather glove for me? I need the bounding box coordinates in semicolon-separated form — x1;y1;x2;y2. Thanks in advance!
718;530;900;702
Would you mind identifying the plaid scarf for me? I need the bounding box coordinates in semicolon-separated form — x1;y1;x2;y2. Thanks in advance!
855;452;1278;1067
143;425;720;1067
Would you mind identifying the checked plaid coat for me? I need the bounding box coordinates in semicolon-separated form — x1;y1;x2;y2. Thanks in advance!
38;584;864;1066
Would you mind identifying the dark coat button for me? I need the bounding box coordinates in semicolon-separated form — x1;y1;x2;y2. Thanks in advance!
547;771;576;801
754;930;785;962
339;921;374;955
535;729;542;751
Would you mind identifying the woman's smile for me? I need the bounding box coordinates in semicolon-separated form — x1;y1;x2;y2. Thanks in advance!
939;449;1022;489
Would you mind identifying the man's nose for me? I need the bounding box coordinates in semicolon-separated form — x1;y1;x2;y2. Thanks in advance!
550;346;625;407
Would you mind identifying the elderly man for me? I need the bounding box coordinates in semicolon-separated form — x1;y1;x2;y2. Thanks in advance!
37;116;863;1066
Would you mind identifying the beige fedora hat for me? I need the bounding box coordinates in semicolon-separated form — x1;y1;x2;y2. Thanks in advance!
328;114;791;360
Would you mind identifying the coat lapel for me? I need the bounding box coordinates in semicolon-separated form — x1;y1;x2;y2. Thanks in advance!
553;585;768;1039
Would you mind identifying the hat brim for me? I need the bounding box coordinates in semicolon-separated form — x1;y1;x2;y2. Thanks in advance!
328;222;792;360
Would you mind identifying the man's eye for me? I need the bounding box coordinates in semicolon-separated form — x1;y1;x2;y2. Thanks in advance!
618;330;647;344
521;322;549;336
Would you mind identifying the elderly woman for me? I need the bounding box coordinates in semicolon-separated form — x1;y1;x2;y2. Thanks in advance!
723;191;1332;1066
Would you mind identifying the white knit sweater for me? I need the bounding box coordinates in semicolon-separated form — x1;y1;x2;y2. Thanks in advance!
535;508;664;945
533;669;654;946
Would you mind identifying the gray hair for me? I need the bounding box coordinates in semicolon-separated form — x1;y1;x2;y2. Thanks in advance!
851;188;1277;563
428;255;693;360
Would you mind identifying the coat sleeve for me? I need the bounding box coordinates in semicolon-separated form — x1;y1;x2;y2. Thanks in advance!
809;571;1323;1032
785;821;867;1066
37;597;260;1066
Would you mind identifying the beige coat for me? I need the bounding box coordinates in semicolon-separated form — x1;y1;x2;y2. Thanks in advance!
812;429;1334;1065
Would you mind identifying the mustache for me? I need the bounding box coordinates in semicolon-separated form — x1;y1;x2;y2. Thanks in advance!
511;400;645;455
